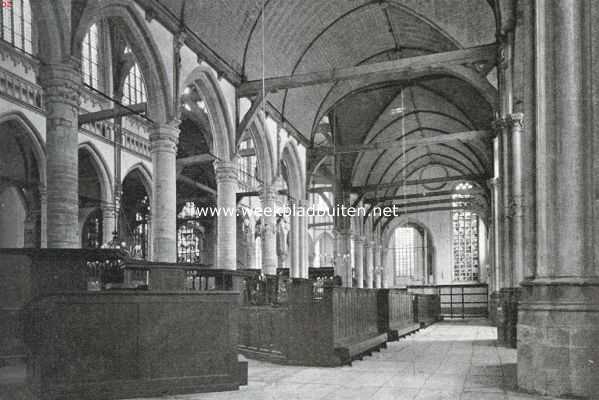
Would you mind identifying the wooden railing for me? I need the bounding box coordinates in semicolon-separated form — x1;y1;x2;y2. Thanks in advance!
409;284;488;319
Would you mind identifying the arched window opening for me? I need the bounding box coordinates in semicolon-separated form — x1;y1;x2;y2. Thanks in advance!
236;137;260;191
1;0;32;53
120;172;150;259
81;23;100;89
177;201;206;264
390;226;423;280
122;63;147;106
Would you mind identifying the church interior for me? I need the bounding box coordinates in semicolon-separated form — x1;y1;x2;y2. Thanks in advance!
0;0;598;399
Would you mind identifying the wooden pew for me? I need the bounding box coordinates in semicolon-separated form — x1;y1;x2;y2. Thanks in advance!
0;249;247;400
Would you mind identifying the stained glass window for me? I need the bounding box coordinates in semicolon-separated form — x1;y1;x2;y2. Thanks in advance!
122;63;147;106
177;201;206;264
81;23;100;88
0;0;32;53
452;211;479;281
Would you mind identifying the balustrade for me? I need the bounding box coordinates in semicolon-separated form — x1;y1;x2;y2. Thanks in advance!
0;65;42;109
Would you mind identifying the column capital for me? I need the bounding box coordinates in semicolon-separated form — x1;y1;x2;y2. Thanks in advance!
507;113;524;129
260;185;277;203
214;160;238;183
150;123;179;151
491;117;508;134
39;63;81;109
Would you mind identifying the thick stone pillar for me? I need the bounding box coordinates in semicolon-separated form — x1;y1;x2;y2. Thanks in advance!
518;1;598;397
101;202;116;245
354;236;364;288
149;124;179;262
260;186;277;275
365;241;374;289
40;63;81;248
214;160;238;270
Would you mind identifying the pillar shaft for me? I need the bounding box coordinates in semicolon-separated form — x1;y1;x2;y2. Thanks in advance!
518;2;598;397
260;187;277;275
365;242;374;289
41;64;81;248
150;124;179;262
508;114;525;285
101;202;116;245
215;160;238;270
334;231;351;287
354;237;364;288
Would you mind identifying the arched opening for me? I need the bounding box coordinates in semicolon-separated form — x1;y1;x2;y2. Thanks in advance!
176;99;217;266
387;224;430;287
0;116;43;248
78;148;106;248
0;186;27;247
313;231;334;269
120;169;150;259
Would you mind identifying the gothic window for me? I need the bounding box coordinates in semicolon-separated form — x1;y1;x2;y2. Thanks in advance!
1;0;32;53
122;63;147;106
81;23;100;89
452;211;479;281
177;201;206;264
390;226;420;278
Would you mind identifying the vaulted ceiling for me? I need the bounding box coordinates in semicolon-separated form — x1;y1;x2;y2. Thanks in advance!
156;0;498;208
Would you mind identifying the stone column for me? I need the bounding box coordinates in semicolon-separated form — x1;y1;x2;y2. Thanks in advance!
149;123;179;262
214;160;238;270
518;1;598;397
101;201;116;245
354;236;364;288
289;199;300;278
40;63;81;248
299;200;309;278
260;186;277;275
365;241;374;289
39;185;47;248
374;243;382;287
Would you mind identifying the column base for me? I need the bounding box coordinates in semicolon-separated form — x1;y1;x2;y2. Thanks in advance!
517;281;599;398
496;287;519;348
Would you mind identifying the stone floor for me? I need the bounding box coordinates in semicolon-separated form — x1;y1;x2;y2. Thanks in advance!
137;320;570;400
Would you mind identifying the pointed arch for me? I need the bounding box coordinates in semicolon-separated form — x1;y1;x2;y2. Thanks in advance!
78;142;113;203
281;141;305;201
123;162;152;199
0;111;46;184
183;67;235;160
72;0;173;122
244;113;276;186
